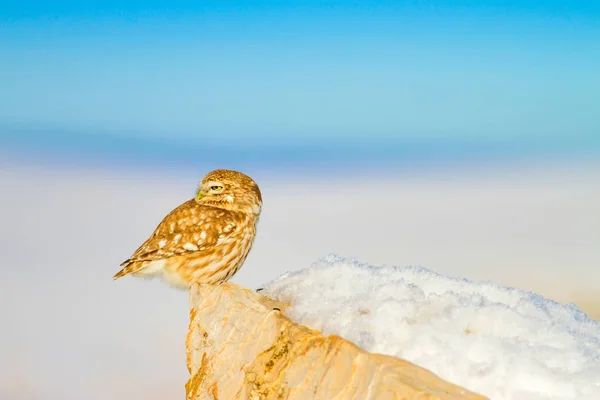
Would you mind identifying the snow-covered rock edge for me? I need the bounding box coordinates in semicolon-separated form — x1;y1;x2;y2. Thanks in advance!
261;254;600;400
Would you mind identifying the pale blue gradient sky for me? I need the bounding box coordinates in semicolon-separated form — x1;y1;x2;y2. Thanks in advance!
1;0;599;166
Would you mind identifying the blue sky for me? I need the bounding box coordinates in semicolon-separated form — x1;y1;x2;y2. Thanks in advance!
1;1;599;168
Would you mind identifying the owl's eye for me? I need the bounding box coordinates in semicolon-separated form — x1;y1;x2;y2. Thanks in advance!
210;185;224;192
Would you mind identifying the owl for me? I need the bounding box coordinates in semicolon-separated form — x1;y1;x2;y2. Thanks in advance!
113;169;262;288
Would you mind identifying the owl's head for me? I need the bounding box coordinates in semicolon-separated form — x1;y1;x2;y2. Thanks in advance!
195;169;262;215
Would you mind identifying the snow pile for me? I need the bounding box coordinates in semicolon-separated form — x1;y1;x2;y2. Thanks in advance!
261;255;600;400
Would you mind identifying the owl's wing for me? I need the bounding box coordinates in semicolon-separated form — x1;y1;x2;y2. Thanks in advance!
121;200;240;265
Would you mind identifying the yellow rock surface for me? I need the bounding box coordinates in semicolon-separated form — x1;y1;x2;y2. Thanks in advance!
185;282;488;400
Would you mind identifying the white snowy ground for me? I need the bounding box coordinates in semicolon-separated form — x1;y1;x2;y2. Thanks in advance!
262;255;600;400
0;161;599;399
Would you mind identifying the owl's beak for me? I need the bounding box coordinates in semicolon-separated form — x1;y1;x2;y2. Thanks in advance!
196;190;206;201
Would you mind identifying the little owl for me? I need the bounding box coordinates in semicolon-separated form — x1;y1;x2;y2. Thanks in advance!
113;169;262;288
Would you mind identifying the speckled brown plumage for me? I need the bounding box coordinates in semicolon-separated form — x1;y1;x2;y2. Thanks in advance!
113;169;262;288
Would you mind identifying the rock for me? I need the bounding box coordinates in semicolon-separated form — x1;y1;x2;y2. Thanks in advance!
185;282;488;400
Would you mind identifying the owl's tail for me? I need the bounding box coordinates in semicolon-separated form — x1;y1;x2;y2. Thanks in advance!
113;260;144;280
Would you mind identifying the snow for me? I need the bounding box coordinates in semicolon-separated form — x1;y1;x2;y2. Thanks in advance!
261;254;600;400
